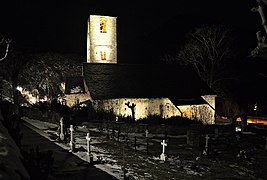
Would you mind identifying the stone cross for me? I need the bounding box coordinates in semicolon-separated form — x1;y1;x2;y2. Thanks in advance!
86;132;93;163
59;118;64;141
203;134;210;155
160;140;167;161
69;125;74;152
86;133;91;155
145;129;149;138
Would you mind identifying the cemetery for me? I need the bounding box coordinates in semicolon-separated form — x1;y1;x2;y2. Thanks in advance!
0;101;265;179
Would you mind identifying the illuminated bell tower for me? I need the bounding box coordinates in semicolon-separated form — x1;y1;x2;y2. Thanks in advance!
87;15;117;64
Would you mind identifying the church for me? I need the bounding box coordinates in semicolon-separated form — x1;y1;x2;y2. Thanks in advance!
65;15;216;124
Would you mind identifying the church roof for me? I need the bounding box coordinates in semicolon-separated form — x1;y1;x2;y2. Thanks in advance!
65;76;85;94
82;63;215;100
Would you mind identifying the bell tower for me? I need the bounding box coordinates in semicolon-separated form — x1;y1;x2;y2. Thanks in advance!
87;15;117;64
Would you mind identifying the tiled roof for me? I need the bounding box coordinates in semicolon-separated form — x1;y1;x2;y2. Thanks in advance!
82;63;215;100
65;76;85;94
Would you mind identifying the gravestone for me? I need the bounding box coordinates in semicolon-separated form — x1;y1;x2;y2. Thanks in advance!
59;118;64;141
86;133;91;154
160;140;167;161
86;132;93;163
203;134;210;156
69;125;75;152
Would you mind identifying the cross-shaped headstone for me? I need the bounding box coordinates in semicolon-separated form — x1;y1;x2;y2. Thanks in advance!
160;140;167;161
86;132;91;155
203;134;210;155
145;129;149;138
59;118;64;141
86;132;93;163
69;125;74;152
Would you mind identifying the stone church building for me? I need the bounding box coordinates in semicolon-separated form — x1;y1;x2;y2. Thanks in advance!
65;15;216;124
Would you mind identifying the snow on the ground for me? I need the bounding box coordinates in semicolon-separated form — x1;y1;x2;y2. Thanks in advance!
22;117;126;179
21;117;208;180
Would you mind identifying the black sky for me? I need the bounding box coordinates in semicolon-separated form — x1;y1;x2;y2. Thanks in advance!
0;0;262;64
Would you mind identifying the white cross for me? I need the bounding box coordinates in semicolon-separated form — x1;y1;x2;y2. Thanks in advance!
161;140;167;154
69;125;74;151
59;118;64;141
86;133;91;154
145;129;149;138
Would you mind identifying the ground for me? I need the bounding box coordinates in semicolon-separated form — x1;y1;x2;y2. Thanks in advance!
21;117;267;180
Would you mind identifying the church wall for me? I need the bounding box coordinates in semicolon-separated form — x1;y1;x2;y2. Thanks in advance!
177;95;216;124
93;98;180;120
92;97;215;124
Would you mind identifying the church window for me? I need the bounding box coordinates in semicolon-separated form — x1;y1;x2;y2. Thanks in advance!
100;51;107;60
100;18;107;33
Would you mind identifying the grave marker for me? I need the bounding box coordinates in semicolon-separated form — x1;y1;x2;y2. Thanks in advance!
86;133;91;155
203;134;210;155
145;129;149;138
160;140;167;161
86;132;93;163
145;129;149;154
69;125;74;152
59;118;64;141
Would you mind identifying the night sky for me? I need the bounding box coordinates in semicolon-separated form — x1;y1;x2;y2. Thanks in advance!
0;0;262;64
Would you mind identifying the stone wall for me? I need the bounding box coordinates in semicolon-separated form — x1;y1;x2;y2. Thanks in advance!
93;96;216;124
177;95;216;124
93;98;180;120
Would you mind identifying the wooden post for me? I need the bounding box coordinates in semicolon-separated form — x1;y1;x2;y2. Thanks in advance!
122;145;126;179
134;136;137;151
145;129;149;155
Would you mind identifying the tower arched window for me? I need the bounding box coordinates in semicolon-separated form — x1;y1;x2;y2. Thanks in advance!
100;18;107;33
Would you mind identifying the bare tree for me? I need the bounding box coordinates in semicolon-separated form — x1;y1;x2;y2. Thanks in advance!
0;36;12;61
162;25;238;96
251;0;267;57
2;50;29;114
125;101;136;120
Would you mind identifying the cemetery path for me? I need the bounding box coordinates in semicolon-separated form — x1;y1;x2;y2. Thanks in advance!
20;119;118;180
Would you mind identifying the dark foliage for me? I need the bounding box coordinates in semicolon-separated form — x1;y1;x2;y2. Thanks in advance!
0;101;23;148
